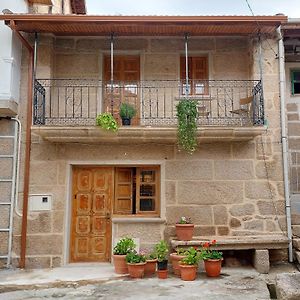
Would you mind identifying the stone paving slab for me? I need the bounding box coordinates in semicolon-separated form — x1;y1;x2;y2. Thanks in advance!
0;268;270;300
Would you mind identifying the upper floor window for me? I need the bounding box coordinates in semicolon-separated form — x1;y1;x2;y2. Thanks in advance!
180;56;208;95
291;70;300;95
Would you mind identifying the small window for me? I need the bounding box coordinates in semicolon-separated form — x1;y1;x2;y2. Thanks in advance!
291;70;300;95
114;166;160;216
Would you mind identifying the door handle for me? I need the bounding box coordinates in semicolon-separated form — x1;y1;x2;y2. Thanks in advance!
105;212;111;219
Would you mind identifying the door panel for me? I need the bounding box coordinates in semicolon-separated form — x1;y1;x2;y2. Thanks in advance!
103;55;140;125
70;167;113;262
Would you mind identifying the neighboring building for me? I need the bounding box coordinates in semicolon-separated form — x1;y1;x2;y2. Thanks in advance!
0;10;291;270
283;19;300;263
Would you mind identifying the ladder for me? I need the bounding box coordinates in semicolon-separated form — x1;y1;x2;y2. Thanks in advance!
0;117;20;268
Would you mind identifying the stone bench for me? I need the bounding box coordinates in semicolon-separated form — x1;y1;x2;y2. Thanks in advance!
170;235;289;274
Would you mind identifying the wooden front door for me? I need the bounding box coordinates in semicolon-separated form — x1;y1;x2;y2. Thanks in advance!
70;166;113;262
103;55;140;125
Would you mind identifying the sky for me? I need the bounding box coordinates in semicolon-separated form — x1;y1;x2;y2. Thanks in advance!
86;0;299;18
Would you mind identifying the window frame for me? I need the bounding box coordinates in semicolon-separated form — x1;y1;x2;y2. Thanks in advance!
291;70;300;96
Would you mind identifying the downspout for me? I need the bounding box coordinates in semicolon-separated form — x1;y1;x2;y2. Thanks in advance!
10;20;35;268
277;26;293;262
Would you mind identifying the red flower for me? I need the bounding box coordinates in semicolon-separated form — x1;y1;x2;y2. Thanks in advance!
203;242;210;248
211;239;217;244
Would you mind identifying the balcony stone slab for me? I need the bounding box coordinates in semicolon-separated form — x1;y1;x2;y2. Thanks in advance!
31;126;266;144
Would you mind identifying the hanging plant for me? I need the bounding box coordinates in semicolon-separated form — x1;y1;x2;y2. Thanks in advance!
176;99;198;154
96;113;118;132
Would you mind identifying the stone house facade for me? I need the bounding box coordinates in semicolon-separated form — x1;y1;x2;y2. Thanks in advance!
0;10;291;269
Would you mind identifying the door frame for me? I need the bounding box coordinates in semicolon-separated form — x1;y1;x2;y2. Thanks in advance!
63;159;166;265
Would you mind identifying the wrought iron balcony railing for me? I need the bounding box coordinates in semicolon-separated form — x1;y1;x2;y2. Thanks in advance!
33;79;264;127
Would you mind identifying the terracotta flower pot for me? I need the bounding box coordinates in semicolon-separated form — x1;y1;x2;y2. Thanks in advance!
204;259;222;277
175;224;194;241
170;253;186;276
113;254;128;274
144;259;157;276
157;269;168;279
127;262;146;279
180;264;198;281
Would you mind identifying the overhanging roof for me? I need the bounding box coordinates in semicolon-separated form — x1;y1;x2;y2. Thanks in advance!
0;14;287;36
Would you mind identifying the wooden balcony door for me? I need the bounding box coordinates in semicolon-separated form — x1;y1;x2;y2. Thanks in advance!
70;167;113;262
103;55;140;125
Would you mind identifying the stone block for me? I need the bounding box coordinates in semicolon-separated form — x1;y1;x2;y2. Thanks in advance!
292;238;300;250
27;213;51;234
276;273;300;300
232;142;255;159
165;160;213;180
255;156;283;181
213;205;228;225
0;138;13;155
265;220;278;232
52;256;62;268
57;161;67;185
52;211;65;233
214;160;254;180
166;205;213;225
216;37;248;51
117;223;163;242
29;161;58;186
115;38;148;51
257;201;276;215
289;138;300;150
76;39;108;51
229;203;255;217
287;103;298;112
0;119;14;135
292;225;300;237
253;249;270;274
55;38;75;49
291;213;300;225
0;182;11;202
287;113;299;121
150;38;184;52
244;220;264;231
230;218;241;228
217;226;229;236
194;226;216;236
26;256;51;269
245;181;274;199
0;158;13;179
255;136;272;160
30;143;58;161
13;234;63;255
177;181;243;205
175;143;231;160
288;123;300;136
165;181;176;205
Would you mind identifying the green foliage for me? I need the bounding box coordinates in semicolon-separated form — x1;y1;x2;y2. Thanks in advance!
176;99;198;154
175;247;188;256
113;237;136;255
119;103;136;119
154;240;169;262
147;252;157;260
199;240;223;260
181;247;201;265
96;113;118;132
125;251;146;264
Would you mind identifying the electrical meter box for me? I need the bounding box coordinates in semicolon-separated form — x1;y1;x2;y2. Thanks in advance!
29;195;52;211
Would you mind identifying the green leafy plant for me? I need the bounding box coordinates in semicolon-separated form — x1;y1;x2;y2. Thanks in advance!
199;240;223;260
175;247;188;256
176;99;198;154
125;251;146;264
147;251;158;260
155;240;169;262
113;237;136;255
96;113;118;132
119;103;136;119
177;216;192;224
181;247;201;265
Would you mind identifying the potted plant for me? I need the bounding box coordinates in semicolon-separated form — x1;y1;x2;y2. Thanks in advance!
179;247;201;281
144;251;157;276
175;216;194;241
113;237;136;274
155;240;169;279
170;247;188;276
119;103;136;125
176;99;198;154
199;239;223;277
96;113;118;132
125;251;146;279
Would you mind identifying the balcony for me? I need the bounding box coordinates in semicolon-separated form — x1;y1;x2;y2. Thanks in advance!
32;79;265;144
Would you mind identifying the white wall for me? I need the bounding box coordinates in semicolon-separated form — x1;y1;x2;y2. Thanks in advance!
0;0;27;103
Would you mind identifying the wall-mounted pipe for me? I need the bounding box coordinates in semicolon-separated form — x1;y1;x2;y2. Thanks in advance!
277;26;293;262
10;20;35;268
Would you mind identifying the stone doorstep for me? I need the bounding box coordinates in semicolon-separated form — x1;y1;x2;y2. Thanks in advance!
170;235;289;251
295;251;300;265
292;238;300;250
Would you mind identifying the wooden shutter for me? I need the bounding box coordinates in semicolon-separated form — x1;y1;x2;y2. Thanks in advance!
114;167;133;214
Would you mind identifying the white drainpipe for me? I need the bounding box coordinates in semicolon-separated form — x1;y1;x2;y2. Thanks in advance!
277;26;293;262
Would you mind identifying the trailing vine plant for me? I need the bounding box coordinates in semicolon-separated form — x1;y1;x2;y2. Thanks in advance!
96;113;118;132
176;99;198;154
